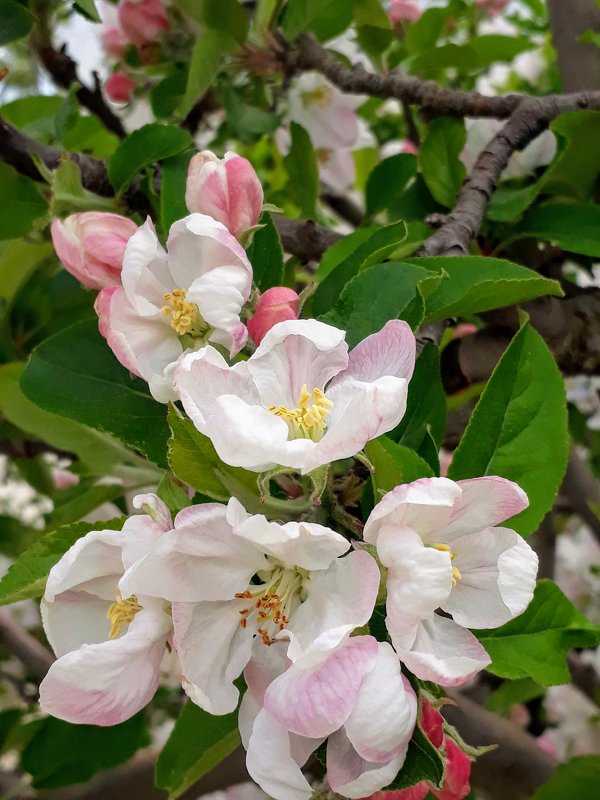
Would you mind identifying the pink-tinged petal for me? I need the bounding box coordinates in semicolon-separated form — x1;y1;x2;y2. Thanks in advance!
432;738;471;800
121;217;171;314
364;479;462;546
39;607;169;725
286;552;379;660
166;214;252;290
248;288;300;347
118;0;169;46
287;72;361;151
303;376;409;473
227;497;348;572
344;644;417;763
173;601;254;715
95;285;182;393
105;71;135;103
51;218;88;287
101;24;128;58
187;265;251;356
120;503;265;602
442;527;537;629
246;709;317;800
367;786;430;800
223;151;264;237
318;147;356;193
41;592;113;658
391;614;491;686
441;477;529;543
244;638;290;706
248;319;348;409
131;493;173;532
327;728;408;799
264;635;378;738
389;0;422;24
420;699;444;748
330;321;416;388
378;526;453;623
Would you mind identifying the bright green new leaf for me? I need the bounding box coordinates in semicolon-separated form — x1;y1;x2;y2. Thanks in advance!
531;756;600;800
283;123;319;218
108;124;193;193
0;0;34;45
155;702;240;799
419;118;466;208
408;255;563;320
448;322;568;536
366;436;434;498
247;212;285;291
476;580;600;685
0;164;48;240
0;516;126;605
20;319;170;468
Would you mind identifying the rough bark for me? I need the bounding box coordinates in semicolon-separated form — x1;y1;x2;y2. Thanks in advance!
548;0;600;91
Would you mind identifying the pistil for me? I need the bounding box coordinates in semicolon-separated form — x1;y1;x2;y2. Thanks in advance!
107;592;142;639
162;288;211;338
269;384;334;442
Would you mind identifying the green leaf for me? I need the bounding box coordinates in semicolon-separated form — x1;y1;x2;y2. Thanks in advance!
0;240;53;303
365;154;418;220
160;152;192;236
518;203;600;257
72;0;101;22
108;124;193;193
385;720;445;790
0;0;34;45
448;322;568;536
247;212;285;291
475;580;600;686
151;69;187;120
0;516;126;605
366;436;434;497
542;111;600;201
419;118;466;208
312;222;408;316
0;163;48;240
391;343;446;450
531;756;600;800
20;319;169;468
180;28;236;119
21;713;148;789
48;480;125;528
155;701;240;800
156;472;191;515
405;7;447;54
484;678;544;714
408;255;563;320
168;405;260;506
352;0;391;29
282;0;345;39
202;0;249;44
487;183;541;222
468;35;533;67
283;123;319;218
223;87;280;142
408;44;480;78
320;261;441;347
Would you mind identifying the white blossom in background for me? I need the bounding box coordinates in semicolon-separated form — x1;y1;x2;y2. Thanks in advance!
541;684;600;760
554;525;600;623
462;118;556;179
196;784;270;800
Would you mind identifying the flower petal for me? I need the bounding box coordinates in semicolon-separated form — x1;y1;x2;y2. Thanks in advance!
44;529;124;602
121;217;171;314
188;265;250;356
344;643;417;763
391;614;491;686
441;477;529;543
329;320;416;387
41;592;113;658
442;527;537;629
327;728;408;799
263;635;378;737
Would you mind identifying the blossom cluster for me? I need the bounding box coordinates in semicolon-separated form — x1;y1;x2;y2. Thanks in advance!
47;150;539;798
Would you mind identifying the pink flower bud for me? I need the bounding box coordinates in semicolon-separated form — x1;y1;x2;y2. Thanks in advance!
185;150;264;240
389;0;422;25
474;0;509;15
51;212;138;289
433;738;471;800
104;70;136;103
117;0;169;47
420;698;444;748
52;467;80;491
101;25;129;59
247;287;300;346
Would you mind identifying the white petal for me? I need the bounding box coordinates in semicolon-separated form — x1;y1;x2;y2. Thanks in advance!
327;728;408;799
189;264;250;328
442;527;538;628
121;217;171;314
45;529;124;602
42;592;112;658
344;642;417;763
248;319;348;408
131;493;173;531
364;478;462;546
119;514;168;572
441;477;529;542
286;552;379;660
391;614;491;686
173;600;254;714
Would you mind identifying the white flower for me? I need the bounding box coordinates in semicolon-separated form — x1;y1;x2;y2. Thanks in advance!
462;118;556;179
38;494;173;725
121;497;380;715
364;476;538;685
174;319;416;474
543;684;600;760
95;214;253;402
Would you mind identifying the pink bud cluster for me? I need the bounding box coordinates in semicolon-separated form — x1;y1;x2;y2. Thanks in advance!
389;0;421;25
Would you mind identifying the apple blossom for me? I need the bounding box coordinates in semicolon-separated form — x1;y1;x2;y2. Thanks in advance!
101;26;129;59
542;684;600;759
38;494;173;725
174;318;415;474
475;0;509;16
120;496;380;715
247;287;300;346
104;71;136;103
185;151;264;240
95;213;252;402
364;476;538;685
462;118;556;180
240;636;417;800
51;212;137;290
117;0;169;47
389;1;422;25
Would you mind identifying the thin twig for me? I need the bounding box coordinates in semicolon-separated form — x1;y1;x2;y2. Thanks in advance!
0;610;54;683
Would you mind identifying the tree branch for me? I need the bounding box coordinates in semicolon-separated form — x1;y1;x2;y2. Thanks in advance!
0;610;54;683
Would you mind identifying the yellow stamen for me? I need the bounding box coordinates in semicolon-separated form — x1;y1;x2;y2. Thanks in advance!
268;384;334;442
162;288;210;338
301;85;333;108
433;543;462;586
107;592;142;639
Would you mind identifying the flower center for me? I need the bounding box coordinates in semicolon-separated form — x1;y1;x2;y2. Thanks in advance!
162;288;211;338
235;565;305;646
269;384;334;442
107;592;142;639
302;84;333;108
433;542;462;586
